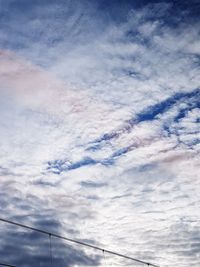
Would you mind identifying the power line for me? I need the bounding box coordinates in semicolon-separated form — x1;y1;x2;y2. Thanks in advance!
0;263;16;267
0;217;160;267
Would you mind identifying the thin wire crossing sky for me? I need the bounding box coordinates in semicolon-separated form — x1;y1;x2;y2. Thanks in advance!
0;0;200;266
0;217;160;267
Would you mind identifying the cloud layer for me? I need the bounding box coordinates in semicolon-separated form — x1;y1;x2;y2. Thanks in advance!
0;1;200;266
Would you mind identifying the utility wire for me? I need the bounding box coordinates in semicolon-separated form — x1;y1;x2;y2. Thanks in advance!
0;263;16;267
0;217;160;267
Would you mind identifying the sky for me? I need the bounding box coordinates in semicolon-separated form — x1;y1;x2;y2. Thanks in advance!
0;0;200;266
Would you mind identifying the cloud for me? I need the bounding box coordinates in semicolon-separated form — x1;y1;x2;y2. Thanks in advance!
0;1;199;266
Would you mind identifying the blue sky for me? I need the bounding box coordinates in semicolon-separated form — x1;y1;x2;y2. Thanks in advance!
0;0;200;266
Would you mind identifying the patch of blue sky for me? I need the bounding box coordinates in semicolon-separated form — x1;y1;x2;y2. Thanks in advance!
136;88;200;123
121;69;147;81
180;138;200;148
47;146;135;174
47;159;69;174
86;133;117;152
80;181;107;188
47;157;101;174
88;88;200;152
189;138;200;146
67;157;97;170
136;163;157;172
86;143;102;152
100;158;115;166
111;146;131;158
174;97;200;123
92;132;118;143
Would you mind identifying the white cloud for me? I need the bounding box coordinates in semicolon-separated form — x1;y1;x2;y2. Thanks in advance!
0;1;199;266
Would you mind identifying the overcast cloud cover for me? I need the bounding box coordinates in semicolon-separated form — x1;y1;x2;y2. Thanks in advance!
0;0;200;266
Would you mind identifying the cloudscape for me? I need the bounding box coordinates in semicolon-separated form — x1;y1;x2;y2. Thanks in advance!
0;0;200;266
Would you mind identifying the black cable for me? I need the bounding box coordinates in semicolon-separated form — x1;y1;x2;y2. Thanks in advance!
0;263;16;267
0;217;160;267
